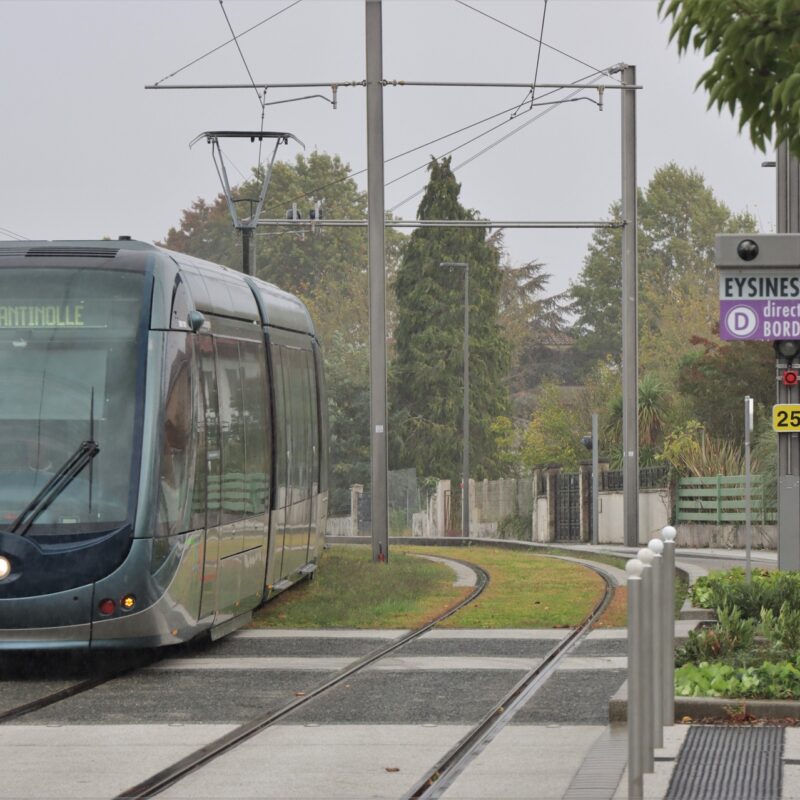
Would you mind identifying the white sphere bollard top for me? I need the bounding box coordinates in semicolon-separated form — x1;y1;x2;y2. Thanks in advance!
661;525;677;542
626;558;644;578
637;547;655;564
648;538;664;555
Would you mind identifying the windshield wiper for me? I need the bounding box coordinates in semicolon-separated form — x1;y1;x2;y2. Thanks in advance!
9;440;100;536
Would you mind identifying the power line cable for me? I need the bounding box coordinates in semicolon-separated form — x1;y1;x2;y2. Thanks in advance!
387;81;599;214
455;0;621;83
152;0;302;87
0;225;29;241
260;69;605;217
218;0;263;110
529;0;548;109
511;0;549;117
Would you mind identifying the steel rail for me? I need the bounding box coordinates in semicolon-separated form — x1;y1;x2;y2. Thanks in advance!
402;557;616;800
114;560;491;800
0;652;159;724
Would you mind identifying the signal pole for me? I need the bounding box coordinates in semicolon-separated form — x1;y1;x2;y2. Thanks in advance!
776;143;800;569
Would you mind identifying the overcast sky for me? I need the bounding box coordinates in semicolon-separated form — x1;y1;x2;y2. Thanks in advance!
1;0;777;296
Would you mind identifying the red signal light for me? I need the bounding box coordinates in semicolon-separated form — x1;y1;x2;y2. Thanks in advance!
784;370;799;387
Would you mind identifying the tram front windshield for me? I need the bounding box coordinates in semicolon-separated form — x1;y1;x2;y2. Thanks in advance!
0;267;145;539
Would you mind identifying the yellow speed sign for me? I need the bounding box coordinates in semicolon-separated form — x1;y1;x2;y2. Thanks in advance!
773;404;800;432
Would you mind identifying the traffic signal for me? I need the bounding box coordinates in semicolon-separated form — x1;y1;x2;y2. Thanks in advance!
774;340;800;360
784;369;799;387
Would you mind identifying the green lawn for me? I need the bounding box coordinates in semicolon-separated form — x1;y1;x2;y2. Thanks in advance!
251;545;469;628
252;544;606;629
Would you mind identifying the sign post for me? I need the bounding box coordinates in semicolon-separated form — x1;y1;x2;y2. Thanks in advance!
745;395;753;583
716;234;800;570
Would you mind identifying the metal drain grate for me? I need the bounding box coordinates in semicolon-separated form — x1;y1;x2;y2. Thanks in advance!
666;725;784;800
563;725;628;800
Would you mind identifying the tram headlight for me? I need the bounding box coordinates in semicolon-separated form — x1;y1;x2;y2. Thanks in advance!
121;594;136;611
0;555;10;580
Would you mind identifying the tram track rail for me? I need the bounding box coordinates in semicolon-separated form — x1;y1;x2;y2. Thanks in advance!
0;651;161;724
115;558;491;800
403;556;616;800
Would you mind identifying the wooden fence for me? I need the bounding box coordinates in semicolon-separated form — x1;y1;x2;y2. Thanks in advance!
675;474;776;524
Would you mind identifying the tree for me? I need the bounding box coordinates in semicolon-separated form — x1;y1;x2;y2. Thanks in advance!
390;157;510;481
499;251;570;398
570;162;756;366
660;0;800;158
676;334;774;442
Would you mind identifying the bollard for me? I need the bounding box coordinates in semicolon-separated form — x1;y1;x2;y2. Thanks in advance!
648;538;664;748
661;525;676;726
637;547;655;774
626;558;644;800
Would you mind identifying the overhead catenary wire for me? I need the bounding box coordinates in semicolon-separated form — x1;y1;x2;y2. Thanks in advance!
454;0;622;83
530;0;549;108
152;0;302;87
259;68;610;218
387;79;602;213
218;0;263;110
0;226;29;241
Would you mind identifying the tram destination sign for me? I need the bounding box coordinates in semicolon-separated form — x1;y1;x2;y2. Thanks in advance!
716;234;800;341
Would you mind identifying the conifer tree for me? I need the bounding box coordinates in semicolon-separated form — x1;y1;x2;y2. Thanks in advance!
390;157;510;481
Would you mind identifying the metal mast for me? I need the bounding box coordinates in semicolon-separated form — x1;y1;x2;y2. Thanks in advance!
365;0;389;563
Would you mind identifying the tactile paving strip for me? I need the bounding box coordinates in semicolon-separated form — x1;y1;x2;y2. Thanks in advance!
666;725;783;800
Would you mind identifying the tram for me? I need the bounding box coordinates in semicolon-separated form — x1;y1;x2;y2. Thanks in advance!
0;239;328;649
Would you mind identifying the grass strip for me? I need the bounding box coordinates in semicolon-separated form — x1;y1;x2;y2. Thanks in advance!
252;544;607;629
398;545;605;628
251;545;469;629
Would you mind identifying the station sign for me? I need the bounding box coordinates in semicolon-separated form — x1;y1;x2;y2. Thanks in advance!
773;404;800;432
716;234;800;341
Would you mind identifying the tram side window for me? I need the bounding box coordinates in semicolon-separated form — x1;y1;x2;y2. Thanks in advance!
290;348;308;503
306;349;319;496
215;337;246;525
199;335;221;529
239;340;270;515
155;335;196;536
270;344;288;509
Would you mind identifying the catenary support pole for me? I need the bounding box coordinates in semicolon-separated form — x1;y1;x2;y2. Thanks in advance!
626;558;644;800
463;265;470;538
661;525;676;727
776;143;800;570
621;64;639;548
365;0;388;563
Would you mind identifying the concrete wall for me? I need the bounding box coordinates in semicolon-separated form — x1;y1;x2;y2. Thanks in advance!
597;489;671;545
533;496;549;543
675;523;777;549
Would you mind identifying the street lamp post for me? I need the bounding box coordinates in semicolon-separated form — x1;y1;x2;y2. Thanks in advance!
440;261;469;537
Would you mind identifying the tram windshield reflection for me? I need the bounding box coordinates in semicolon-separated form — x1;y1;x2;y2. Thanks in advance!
0;267;146;539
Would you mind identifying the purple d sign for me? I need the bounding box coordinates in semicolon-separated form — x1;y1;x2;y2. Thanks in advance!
720;299;800;340
725;305;758;338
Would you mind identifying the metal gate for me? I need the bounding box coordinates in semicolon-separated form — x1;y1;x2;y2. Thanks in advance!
556;472;580;541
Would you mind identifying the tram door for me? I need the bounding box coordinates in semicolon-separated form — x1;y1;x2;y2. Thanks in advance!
197;329;271;623
267;333;316;584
